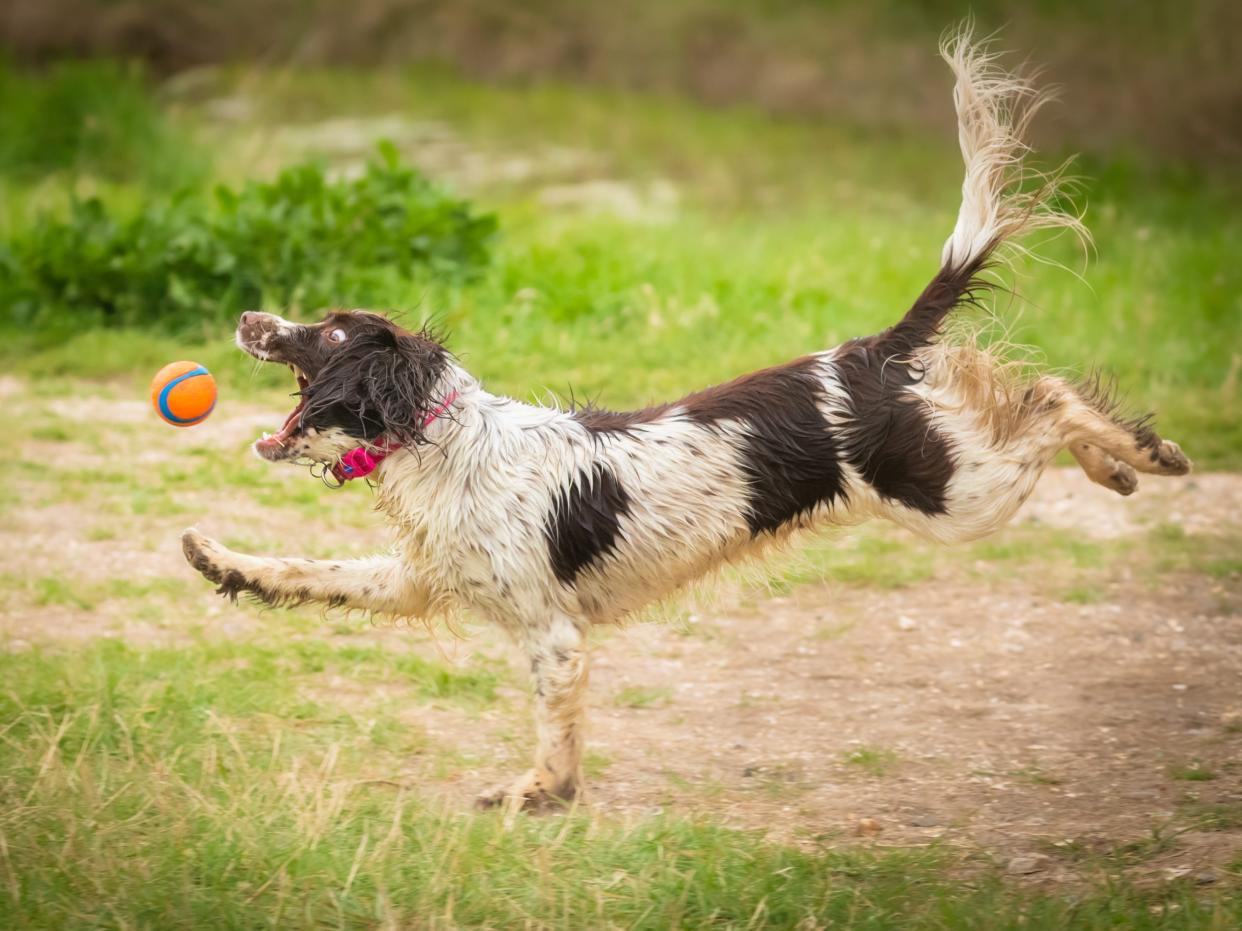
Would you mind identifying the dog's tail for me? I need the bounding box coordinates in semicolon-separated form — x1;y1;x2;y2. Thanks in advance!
876;26;1087;359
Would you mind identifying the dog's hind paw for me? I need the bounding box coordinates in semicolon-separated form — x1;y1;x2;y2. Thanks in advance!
1153;440;1191;476
1106;462;1138;496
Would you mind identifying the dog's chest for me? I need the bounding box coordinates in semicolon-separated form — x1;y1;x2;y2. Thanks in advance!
381;457;556;619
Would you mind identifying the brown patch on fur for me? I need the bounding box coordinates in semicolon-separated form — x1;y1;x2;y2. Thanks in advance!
835;340;956;515
572;404;670;434
682;357;848;533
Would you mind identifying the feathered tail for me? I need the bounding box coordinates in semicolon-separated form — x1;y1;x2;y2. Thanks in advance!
877;25;1087;359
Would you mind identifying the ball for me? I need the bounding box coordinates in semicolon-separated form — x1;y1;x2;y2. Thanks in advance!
150;361;217;427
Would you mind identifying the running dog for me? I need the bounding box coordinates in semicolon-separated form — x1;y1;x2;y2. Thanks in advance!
183;30;1191;809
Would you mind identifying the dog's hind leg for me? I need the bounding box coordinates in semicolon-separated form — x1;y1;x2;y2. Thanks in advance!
181;529;431;616
477;613;589;812
1028;377;1192;480
989;375;1190;495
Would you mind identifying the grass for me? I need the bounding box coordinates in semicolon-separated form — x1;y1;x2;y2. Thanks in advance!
1169;760;1219;783
614;685;673;709
738;520;1241;597
1061;584;1103;604
4;641;1234;928
842;747;900;777
1181;802;1242;832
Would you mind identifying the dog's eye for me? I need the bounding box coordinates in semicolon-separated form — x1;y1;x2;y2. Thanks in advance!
326;328;348;344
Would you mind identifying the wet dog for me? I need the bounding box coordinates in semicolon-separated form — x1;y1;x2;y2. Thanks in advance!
183;30;1191;809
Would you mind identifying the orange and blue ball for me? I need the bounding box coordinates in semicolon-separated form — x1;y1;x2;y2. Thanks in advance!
150;361;217;427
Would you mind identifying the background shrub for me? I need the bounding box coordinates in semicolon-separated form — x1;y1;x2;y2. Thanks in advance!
0;142;497;332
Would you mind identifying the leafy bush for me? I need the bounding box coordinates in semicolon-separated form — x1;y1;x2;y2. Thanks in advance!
0;58;201;186
0;142;497;331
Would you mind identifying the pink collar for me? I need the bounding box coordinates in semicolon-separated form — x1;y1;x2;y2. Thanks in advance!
331;390;458;483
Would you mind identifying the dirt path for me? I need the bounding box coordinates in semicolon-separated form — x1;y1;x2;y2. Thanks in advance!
582;576;1239;874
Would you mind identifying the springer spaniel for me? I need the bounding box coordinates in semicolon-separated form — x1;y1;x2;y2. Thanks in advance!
183;30;1191;809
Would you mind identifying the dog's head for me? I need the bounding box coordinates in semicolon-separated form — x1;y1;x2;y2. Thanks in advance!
235;310;450;465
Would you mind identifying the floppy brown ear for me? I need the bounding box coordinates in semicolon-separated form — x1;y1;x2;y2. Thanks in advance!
301;324;449;445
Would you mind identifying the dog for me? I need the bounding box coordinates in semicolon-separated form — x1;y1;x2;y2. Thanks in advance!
183;30;1191;810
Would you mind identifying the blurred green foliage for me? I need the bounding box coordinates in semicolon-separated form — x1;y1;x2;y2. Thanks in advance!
0;142;496;331
0;58;202;187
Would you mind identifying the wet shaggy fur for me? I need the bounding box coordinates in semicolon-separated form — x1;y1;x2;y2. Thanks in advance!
300;318;450;447
183;29;1192;811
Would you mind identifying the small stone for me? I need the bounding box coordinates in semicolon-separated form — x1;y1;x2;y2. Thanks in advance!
854;818;882;837
907;813;940;827
1172;683;1188;691
1195;870;1218;885
897;615;917;631
1007;854;1049;875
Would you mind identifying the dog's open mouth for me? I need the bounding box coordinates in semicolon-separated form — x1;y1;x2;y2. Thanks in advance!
255;365;310;456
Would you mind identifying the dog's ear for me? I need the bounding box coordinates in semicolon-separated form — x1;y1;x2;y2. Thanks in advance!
302;324;449;445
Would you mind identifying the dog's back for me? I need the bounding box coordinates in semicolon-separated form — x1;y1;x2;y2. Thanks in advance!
458;29;1189;624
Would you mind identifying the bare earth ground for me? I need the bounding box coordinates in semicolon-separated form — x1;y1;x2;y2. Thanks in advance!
1;378;1239;887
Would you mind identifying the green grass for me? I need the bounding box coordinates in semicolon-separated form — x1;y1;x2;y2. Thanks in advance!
3;638;1235;927
1061;584;1103;604
614;685;673;709
741;520;1241;597
0;573;155;613
842;746;900;777
1181;801;1242;832
1169;760;1219;783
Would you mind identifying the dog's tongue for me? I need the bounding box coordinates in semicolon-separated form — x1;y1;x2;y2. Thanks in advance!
256;396;307;453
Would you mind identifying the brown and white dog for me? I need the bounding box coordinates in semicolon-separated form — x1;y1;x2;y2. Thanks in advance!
183;31;1191;809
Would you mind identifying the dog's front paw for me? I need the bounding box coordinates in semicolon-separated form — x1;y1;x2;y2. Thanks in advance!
182;529;227;584
181;529;253;602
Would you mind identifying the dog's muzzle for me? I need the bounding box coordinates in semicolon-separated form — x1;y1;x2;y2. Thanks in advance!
236;311;283;356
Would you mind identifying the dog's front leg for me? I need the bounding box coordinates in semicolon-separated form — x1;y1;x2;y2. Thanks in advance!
477;614;589;812
181;529;429;616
